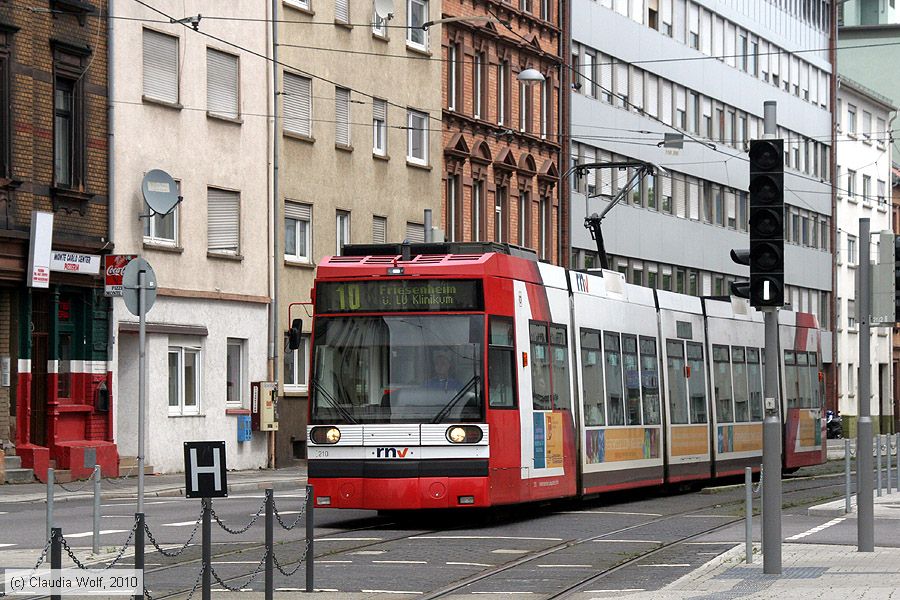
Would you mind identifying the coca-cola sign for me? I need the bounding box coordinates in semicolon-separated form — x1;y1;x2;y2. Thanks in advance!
104;255;137;297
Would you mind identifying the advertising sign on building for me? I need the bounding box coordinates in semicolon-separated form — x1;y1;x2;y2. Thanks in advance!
27;211;54;288
104;255;137;297
50;251;101;275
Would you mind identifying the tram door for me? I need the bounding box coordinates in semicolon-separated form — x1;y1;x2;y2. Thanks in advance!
663;337;711;482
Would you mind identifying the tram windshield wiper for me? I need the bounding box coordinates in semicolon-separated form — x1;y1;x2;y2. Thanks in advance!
310;377;358;424
431;376;481;424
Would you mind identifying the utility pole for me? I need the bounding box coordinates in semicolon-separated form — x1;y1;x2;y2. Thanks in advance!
858;218;874;551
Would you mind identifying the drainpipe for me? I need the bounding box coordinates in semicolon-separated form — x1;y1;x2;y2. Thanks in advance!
830;0;839;413
268;0;280;469
106;0;116;428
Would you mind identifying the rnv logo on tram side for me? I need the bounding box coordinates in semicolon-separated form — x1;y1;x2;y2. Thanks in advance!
374;447;411;458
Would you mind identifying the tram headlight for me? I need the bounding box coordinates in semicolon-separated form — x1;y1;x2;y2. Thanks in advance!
310;426;342;445
446;425;483;444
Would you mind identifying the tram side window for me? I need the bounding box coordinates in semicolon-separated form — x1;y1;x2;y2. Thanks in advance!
530;321;552;410
488;316;517;409
640;337;661;425
808;352;822;409
550;325;571;411
732;347;749;422
666;340;689;425
747;348;763;421
713;345;734;423
580;329;605;426
784;350;799;409
622;334;642;425
686;342;707;423
797;351;812;408
604;332;625;425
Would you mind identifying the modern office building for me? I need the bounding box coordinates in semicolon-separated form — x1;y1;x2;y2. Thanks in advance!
569;1;835;399
834;77;894;434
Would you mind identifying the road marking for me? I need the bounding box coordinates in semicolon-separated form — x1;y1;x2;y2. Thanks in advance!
0;512;7;515
638;563;691;567
560;511;661;517
684;514;733;518
226;494;306;499
353;550;386;555
0;544;16;548
268;510;301;515
584;590;646;594
162;521;201;527
316;537;382;542
102;515;137;518
786;517;846;541
446;562;491;567
684;541;739;545
594;539;661;544
278;589;339;593
318;560;353;564
537;564;592;568
361;590;422;595
492;549;529;554
212;561;264;565
412;535;562;541
373;560;428;564
471;592;534;595
65;530;128;538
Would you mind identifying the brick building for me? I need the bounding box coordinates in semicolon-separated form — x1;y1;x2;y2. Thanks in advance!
441;0;566;264
1;0;116;480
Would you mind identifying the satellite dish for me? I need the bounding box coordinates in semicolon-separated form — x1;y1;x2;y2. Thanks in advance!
141;169;181;216
374;0;394;19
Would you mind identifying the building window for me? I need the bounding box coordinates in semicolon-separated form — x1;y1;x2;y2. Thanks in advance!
207;188;240;255
540;0;550;20
372;215;387;243
144;179;179;245
473;52;484;119
336;210;350;253
207;48;239;119
283;73;312;137
447;44;458;111
405;221;425;242
847;170;856;198
446;175;460;241
285;0;311;9
518;189;529;247
540;78;549;139
520;0;532;13
497;61;509;126
878;179;887;205
406;109;428;165
372;98;387;155
54;77;78;188
143;29;179;105
285;201;312;263
519;81;532;133
862;110;872;142
538;196;549;260
226;339;245;407
495;186;507;242
168;346;201;416
847;103;857;135
0;35;10;178
373;10;388;36
472;180;483;240
335;0;350;23
863;175;872;202
847;235;857;265
335;87;351;146
284;333;310;390
406;0;428;50
847;299;856;329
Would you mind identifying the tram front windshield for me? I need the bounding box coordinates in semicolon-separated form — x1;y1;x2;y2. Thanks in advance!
311;315;484;424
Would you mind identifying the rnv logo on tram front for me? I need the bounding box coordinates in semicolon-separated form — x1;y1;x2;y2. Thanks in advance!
374;447;411;458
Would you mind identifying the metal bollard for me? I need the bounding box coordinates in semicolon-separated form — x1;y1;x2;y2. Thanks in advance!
50;527;62;600
888;434;893;494
877;435;883;498
845;438;852;514
134;513;144;600
745;467;753;564
93;465;101;554
47;468;54;542
202;498;211;600
306;484;314;593
265;489;273;600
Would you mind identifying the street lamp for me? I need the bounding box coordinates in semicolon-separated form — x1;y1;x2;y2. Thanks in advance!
421;15;505;30
516;68;546;83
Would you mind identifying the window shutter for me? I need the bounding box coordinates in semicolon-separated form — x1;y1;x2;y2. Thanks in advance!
688;179;699;219
615;61;629;100
674;177;686;217
646;75;658;116
335;0;349;22
335;87;350;145
285;201;311;221
283;73;311;137
726;190;736;223
599;151;611;194
373;98;387;122
724;22;736;67
208;188;240;253
599;54;612;95
675;86;686;113
143;29;179;104
661;0;672;25
662;171;672;199
702;97;711;119
207;49;239;119
372;216;387;243
661;81;672;123
700;9;711;54
405;222;425;243
629;68;643;110
759;40;768;76
712;16;723;57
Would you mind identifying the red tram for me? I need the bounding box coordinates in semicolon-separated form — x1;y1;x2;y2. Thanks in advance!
305;243;825;510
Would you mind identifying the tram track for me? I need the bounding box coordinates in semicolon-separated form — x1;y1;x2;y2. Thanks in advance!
135;469;846;598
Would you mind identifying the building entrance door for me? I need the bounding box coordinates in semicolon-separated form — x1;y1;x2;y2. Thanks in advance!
29;291;49;447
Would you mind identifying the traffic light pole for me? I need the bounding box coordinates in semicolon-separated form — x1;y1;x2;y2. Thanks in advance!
858;218;875;552
762;306;782;574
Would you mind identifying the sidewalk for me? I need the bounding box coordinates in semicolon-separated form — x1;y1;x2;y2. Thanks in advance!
0;464;308;504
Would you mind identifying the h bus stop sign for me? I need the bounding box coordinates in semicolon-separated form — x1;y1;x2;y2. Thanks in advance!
184;441;228;498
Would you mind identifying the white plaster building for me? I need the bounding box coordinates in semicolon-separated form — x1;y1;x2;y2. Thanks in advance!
834;77;895;432
109;1;272;472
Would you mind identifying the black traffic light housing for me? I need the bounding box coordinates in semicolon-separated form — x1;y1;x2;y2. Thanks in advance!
730;249;751;299
748;139;785;307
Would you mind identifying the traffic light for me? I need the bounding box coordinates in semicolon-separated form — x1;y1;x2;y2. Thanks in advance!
730;249;750;299
748;139;785;307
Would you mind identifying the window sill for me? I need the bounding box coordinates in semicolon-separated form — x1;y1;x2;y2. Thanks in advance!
207;112;243;125
143;96;183;111
225;408;250;415
405;43;431;57
373;152;389;161
406;159;432;171
207;251;244;262
143;241;184;253
284;258;315;269
283;1;314;16
847;197;858;204
372;32;389;42
335;20;353;29
168;412;204;418
283;131;315;144
283;386;309;396
877;205;888;213
335;143;354;153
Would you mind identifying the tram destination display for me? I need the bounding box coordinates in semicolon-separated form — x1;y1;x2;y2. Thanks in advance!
316;279;483;313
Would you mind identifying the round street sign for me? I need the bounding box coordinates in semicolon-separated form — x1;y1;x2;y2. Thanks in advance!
122;257;157;316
